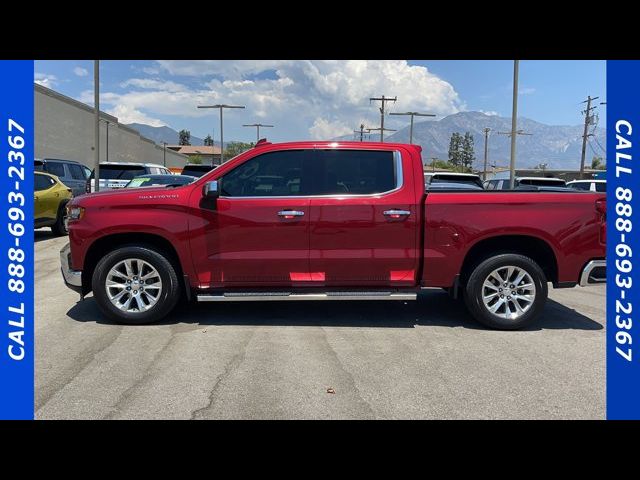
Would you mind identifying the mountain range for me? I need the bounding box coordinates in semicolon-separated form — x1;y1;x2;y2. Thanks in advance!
127;111;606;169
386;111;605;169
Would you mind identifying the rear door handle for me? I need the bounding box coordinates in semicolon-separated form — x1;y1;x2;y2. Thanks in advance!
278;210;305;219
384;209;411;218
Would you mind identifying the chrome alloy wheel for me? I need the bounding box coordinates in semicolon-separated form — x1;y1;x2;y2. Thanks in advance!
105;258;163;313
481;266;536;320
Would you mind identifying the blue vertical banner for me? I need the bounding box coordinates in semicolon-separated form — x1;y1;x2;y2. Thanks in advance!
0;61;34;419
607;60;640;419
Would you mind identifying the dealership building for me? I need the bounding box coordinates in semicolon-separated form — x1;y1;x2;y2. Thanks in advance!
35;83;188;169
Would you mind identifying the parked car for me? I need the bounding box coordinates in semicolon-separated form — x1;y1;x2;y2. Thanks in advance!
62;141;605;330
86;162;171;192
567;179;606;192
484;177;566;190
35;172;72;235
181;164;217;177
125;174;197;188
35;158;91;197
424;172;483;188
426;182;484;191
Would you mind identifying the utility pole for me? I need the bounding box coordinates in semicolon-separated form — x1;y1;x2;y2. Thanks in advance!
353;124;369;142
243;123;274;143
369;95;397;142
389;111;435;144
100;119;113;163
508;60;519;189
161;141;167;167
431;157;438;172
197;104;245;163
497;128;533;184
93;60;100;192
482;127;491;181
580;95;599;179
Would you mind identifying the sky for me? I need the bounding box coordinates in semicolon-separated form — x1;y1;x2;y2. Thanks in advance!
34;60;606;143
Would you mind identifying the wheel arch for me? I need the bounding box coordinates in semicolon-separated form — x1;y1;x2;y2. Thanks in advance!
459;234;559;287
81;232;186;296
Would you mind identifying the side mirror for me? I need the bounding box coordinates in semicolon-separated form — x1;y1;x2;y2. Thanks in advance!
203;180;220;199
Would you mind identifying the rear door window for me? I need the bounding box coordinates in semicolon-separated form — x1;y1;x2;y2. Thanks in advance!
570;182;591;190
68;164;86;180
595;182;606;192
314;150;396;195
35;174;55;191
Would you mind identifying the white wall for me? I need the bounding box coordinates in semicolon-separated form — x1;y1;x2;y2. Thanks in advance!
35;84;188;169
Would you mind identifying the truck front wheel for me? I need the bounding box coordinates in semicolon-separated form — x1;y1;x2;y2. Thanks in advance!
464;253;547;330
92;246;180;325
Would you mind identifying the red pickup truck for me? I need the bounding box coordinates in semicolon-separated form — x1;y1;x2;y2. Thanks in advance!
60;141;606;330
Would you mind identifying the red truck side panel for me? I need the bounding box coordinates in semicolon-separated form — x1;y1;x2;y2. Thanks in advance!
422;192;606;288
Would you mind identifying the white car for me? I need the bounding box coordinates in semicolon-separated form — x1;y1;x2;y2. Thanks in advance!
567;179;606;193
86;162;172;193
484;177;566;190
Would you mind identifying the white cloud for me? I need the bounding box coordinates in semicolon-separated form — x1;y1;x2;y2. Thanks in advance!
309;118;353;139
106;104;167;127
73;67;88;77
519;87;536;95
35;73;58;88
91;60;463;139
479;110;499;116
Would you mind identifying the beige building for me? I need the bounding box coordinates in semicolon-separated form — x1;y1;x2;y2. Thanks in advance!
35;83;189;169
166;145;222;165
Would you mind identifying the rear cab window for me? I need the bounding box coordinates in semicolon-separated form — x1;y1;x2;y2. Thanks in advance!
45;161;66;178
90;165;147;180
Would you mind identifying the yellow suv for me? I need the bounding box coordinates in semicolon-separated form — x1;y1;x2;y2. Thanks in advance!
35;171;73;235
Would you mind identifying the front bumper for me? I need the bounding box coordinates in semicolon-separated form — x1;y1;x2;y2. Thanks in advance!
60;243;83;293
579;259;606;286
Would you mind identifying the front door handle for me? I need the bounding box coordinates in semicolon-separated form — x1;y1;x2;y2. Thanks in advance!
384;209;411;219
278;210;305;219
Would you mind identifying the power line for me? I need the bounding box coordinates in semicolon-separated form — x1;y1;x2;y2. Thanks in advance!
369;95;397;142
389;111;435;144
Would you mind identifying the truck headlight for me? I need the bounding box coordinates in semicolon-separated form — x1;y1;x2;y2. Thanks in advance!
67;205;85;221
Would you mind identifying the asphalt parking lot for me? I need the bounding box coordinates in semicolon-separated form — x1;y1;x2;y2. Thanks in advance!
35;230;606;419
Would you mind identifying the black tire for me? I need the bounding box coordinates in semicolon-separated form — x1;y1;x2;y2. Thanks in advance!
463;253;548;330
50;201;69;236
92;246;180;325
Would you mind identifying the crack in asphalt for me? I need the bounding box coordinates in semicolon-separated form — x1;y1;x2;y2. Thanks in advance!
319;327;377;419
102;328;179;420
189;328;256;420
35;326;124;413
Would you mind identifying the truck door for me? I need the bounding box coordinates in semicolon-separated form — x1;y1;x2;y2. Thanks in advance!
193;149;313;288
308;148;419;287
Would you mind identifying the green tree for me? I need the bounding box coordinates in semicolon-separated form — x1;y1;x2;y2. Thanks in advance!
203;135;214;147
179;129;191;146
461;132;475;171
188;154;203;165
448;132;462;168
224;141;254;159
591;156;605;170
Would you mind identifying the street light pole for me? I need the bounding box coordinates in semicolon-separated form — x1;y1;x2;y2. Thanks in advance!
389;112;436;144
94;60;100;192
482;127;490;181
508;60;519;190
197;104;245;163
161;141;167;167
243;123;274;143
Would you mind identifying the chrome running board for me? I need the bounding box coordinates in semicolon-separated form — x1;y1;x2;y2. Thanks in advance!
196;291;417;302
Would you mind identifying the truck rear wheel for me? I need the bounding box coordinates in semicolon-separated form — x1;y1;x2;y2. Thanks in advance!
92;246;180;325
464;253;547;330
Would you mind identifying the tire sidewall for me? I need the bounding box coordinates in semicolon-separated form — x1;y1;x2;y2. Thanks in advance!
465;254;548;330
92;246;179;324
